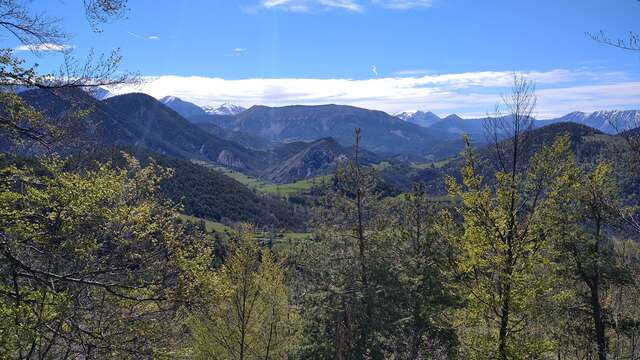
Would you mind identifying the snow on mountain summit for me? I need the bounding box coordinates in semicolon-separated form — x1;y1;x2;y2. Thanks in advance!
203;102;247;116
394;110;441;128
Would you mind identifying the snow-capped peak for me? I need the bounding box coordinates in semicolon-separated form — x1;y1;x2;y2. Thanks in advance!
160;96;179;104
394;110;421;121
554;110;640;133
203;102;247;116
83;86;113;100
393;110;441;128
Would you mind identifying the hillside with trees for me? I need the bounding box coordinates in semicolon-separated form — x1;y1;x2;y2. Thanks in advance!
0;1;639;359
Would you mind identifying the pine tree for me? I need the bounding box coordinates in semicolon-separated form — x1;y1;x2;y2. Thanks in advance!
294;129;390;359
387;183;458;358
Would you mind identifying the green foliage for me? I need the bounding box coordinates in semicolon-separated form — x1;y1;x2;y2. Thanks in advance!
294;147;387;358
0;52;52;144
294;135;457;359
0;153;211;358
438;136;579;359
188;225;301;360
68;148;309;230
540;156;636;359
383;184;459;358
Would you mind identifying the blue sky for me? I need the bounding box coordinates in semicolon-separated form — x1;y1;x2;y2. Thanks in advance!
14;0;640;117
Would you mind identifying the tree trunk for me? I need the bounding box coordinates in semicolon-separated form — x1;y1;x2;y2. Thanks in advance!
588;280;607;360
590;217;607;360
353;128;371;357
498;279;511;360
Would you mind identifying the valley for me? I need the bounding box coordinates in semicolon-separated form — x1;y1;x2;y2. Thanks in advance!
198;161;331;198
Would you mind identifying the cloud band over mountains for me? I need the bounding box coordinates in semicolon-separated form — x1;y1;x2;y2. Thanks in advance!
111;69;640;118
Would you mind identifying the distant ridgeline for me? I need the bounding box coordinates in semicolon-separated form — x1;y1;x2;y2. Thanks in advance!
379;122;640;203
3;88;640;219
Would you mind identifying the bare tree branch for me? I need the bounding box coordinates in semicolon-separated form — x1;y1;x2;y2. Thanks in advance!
588;30;640;52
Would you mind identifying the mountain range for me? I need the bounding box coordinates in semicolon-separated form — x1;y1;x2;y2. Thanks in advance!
161;96;639;155
397;108;640;139
7;89;640;187
378;122;639;200
394;110;441;128
159;97;246;117
5;88;639;231
11;89;380;183
173;102;462;158
5;86;639;240
202;102;246;116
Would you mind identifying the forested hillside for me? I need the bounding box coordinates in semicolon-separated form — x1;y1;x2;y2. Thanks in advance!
381;122;640;200
66;147;308;229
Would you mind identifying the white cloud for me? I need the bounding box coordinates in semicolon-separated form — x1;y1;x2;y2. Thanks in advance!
372;0;434;10
109;69;639;118
257;0;434;12
371;65;378;76
261;0;362;12
536;82;640;118
127;31;160;40
15;43;72;52
231;48;246;56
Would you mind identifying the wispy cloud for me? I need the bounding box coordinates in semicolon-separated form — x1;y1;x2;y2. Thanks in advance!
261;0;362;12
127;31;160;40
257;0;434;12
231;48;246;56
371;65;378;76
15;43;73;52
110;69;639;117
372;0;434;9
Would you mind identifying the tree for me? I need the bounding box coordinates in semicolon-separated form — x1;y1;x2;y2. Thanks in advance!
608;239;640;359
587;5;640;236
294;131;459;359
385;183;458;359
438;76;576;359
0;152;212;358
188;225;301;360
294;129;390;359
0;0;135;146
588;30;640;52
542;161;632;360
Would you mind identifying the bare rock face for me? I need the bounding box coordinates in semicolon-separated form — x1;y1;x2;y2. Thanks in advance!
217;149;245;169
267;138;341;184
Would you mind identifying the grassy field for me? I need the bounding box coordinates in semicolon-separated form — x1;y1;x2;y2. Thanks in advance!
372;161;392;171
177;214;230;232
198;163;270;189
194;161;330;198
259;175;332;197
178;213;313;253
410;158;452;170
